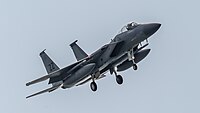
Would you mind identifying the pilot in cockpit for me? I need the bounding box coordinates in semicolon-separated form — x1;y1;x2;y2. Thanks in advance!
126;23;132;30
126;22;138;30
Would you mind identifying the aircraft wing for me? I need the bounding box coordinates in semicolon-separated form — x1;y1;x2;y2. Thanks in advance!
26;84;61;99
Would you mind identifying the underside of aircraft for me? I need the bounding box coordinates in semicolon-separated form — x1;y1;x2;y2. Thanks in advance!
26;21;161;98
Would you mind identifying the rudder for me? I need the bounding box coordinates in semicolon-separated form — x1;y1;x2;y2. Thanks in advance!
70;40;88;61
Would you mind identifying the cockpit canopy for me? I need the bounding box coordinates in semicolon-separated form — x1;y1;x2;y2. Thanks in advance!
119;22;139;34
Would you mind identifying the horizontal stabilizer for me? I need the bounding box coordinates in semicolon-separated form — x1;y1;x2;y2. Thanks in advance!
26;75;50;86
26;85;61;99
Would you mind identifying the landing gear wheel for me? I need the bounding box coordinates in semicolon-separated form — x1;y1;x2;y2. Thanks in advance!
90;82;97;91
116;75;123;85
133;64;138;70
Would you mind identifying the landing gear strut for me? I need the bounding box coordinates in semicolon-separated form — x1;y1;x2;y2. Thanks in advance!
128;49;138;70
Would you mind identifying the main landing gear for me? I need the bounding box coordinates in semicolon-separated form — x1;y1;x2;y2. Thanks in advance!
114;69;123;85
90;68;124;92
90;72;100;92
133;64;137;70
90;81;97;91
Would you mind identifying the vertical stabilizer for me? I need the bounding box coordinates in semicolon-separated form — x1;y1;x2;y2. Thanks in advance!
70;40;88;61
39;50;60;74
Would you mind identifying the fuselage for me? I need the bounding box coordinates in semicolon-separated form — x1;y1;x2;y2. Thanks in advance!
62;23;161;88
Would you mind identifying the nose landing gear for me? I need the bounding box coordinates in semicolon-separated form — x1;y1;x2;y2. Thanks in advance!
128;49;138;71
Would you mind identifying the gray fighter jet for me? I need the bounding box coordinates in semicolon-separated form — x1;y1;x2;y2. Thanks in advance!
26;22;161;98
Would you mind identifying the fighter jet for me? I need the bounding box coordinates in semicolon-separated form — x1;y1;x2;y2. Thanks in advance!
26;22;161;98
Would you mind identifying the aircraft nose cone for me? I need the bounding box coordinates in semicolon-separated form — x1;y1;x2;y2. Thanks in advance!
143;23;161;37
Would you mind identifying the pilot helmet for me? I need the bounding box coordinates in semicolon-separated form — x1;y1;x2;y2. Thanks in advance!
126;23;132;30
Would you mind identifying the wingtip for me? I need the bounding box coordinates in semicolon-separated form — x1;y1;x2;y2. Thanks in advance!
26;95;35;99
26;94;33;99
26;82;30;86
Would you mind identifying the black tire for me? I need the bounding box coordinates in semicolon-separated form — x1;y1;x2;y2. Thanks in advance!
116;75;123;85
90;82;97;91
133;64;138;70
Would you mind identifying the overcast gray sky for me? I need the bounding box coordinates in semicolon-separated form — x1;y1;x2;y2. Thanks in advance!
1;0;200;113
